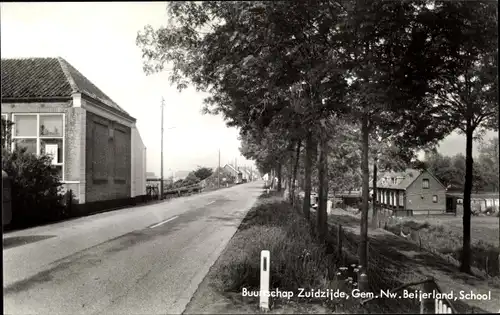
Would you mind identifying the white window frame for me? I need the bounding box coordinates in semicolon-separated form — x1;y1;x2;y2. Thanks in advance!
422;178;430;189
11;113;65;181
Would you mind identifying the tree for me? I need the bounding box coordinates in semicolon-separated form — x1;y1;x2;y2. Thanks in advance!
183;172;201;186
333;0;455;273
194;167;213;181
370;134;415;227
1;116;14;150
477;137;500;192
423;1;498;274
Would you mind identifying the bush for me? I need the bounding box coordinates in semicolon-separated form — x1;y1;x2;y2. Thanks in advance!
2;147;66;226
212;200;329;293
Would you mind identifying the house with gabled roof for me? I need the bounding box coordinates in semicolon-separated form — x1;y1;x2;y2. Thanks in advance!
1;57;147;210
370;168;447;216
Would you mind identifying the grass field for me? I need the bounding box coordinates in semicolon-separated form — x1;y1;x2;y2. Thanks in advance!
395;214;499;247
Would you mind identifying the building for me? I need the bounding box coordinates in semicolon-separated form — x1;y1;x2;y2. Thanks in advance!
372;168;447;216
240;167;252;181
223;164;240;177
1;57;147;209
445;192;500;215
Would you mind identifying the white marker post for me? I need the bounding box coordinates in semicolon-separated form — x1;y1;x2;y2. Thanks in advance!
260;250;270;311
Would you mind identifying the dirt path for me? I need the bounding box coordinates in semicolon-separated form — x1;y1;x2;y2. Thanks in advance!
327;209;500;313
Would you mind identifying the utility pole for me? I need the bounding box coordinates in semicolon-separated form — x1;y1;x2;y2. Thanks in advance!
160;97;165;200
218;149;221;189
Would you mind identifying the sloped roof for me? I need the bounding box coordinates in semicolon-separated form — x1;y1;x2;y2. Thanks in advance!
1;57;131;117
224;164;240;173
371;168;422;190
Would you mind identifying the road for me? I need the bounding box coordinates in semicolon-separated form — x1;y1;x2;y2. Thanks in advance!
3;181;263;315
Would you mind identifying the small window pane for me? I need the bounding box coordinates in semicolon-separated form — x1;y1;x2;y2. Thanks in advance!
14;115;37;137
14;139;37;154
40;115;63;137
423;179;429;189
40;139;63;164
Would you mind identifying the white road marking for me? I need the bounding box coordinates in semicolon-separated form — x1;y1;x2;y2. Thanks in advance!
149;216;178;229
207;201;215;205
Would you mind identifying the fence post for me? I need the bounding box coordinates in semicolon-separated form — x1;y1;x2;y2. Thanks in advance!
420;279;435;314
358;267;368;292
337;224;343;264
484;255;488;275
260;250;270;311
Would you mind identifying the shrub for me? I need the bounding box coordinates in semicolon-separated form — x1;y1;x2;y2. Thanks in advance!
2;147;65;226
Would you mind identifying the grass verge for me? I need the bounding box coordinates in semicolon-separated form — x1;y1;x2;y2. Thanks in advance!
183;191;341;314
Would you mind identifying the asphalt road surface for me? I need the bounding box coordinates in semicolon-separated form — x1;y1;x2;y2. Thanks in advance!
3;181;263;315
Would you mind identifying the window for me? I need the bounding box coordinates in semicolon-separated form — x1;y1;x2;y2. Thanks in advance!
422;178;429;189
12;114;64;180
432;195;438;203
391;177;396;184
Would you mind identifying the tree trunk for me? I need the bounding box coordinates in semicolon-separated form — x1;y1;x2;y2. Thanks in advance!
292;140;302;206
460;118;474;274
277;162;283;192
303;131;314;221
371;158;378;228
317;131;328;244
270;168;274;189
359;114;370;274
288;157;293;202
317;127;329;244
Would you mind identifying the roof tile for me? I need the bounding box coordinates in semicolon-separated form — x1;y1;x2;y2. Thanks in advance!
1;57;131;117
372;168;422;190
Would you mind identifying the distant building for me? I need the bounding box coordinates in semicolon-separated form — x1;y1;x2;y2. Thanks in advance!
371;168;447;216
223;164;240;177
223;164;243;183
146;172;157;179
446;192;499;214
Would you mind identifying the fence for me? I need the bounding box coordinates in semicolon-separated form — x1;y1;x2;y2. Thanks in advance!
329;221;462;314
374;209;500;278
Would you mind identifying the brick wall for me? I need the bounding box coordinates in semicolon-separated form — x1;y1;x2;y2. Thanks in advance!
85;111;131;202
406;171;447;212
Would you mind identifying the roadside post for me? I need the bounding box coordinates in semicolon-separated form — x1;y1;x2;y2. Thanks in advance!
260;250;270;311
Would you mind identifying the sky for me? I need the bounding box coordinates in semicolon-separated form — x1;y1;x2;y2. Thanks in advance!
0;2;254;176
1;2;498;176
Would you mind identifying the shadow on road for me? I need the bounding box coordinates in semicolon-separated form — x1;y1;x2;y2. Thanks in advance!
3;235;57;250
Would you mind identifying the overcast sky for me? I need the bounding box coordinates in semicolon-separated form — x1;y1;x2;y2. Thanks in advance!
1;2;497;175
0;2;254;176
